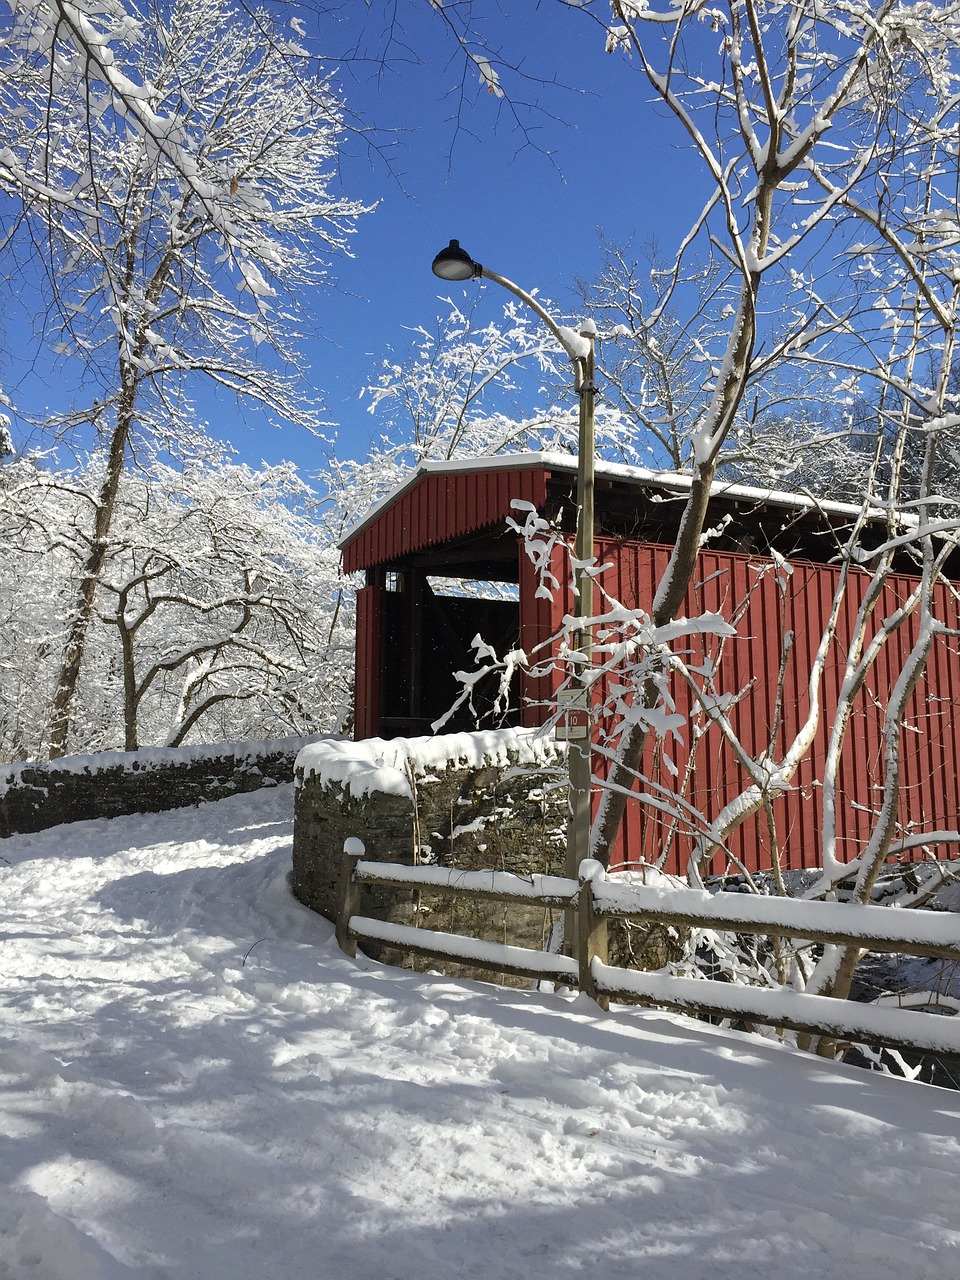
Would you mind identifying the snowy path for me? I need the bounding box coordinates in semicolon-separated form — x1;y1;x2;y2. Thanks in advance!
1;786;958;1280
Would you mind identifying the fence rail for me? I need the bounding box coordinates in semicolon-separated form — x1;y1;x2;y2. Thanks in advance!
349;915;579;985
335;849;960;1063
590;877;960;961
337;855;582;987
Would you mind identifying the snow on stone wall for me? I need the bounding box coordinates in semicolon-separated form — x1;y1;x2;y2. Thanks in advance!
0;736;330;838
291;729;569;980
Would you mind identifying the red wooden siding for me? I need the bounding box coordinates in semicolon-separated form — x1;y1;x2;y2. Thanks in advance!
354;585;382;741
546;540;960;876
342;467;549;574
344;459;960;877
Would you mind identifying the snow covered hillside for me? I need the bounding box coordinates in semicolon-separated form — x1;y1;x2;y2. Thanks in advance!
1;787;958;1280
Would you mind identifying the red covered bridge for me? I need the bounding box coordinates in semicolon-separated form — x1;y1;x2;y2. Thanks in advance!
340;452;960;877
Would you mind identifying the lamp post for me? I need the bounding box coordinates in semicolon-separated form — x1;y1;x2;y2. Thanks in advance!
431;239;597;901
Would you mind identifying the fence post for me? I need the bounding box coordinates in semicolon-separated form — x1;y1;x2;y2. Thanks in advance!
335;838;365;959
577;858;609;1010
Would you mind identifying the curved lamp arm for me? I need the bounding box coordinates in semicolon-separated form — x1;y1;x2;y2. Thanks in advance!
479;265;587;367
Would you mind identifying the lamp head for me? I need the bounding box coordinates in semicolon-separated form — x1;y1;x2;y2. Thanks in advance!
431;239;480;282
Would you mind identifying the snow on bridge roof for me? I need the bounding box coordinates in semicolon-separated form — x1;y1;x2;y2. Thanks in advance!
339;450;890;573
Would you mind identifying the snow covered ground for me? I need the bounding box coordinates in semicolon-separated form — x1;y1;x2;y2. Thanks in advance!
1;787;958;1280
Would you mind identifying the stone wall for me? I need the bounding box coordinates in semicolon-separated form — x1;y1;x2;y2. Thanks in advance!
0;736;325;838
291;731;569;979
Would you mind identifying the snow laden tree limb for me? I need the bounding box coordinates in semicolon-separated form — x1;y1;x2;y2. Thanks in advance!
791;154;960;1027
359;298;572;466
0;448;353;757
807;326;938;899
0;0;359;237
492;507;849;901
578;547;848;891
807;372;960;1035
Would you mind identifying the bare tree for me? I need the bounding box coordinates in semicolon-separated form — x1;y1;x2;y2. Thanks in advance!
0;0;370;756
99;454;352;749
577;1;960;883
582;238;877;489
0;446;352;758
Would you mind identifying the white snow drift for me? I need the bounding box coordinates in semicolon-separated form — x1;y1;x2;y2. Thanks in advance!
0;787;958;1279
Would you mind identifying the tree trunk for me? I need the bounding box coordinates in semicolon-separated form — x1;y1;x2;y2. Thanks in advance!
47;395;133;757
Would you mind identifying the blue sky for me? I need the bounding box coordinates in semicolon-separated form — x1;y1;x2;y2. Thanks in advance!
307;3;707;473
2;3;710;481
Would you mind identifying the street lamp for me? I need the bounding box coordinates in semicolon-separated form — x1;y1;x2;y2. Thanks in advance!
431;239;597;901
430;239;479;282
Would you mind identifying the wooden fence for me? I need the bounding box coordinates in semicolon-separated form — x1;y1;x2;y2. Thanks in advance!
335;848;960;1063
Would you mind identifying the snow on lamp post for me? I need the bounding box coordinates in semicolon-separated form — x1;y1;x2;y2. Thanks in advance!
431;239;598;903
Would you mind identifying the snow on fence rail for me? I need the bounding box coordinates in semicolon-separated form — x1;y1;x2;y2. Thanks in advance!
334;849;960;1062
